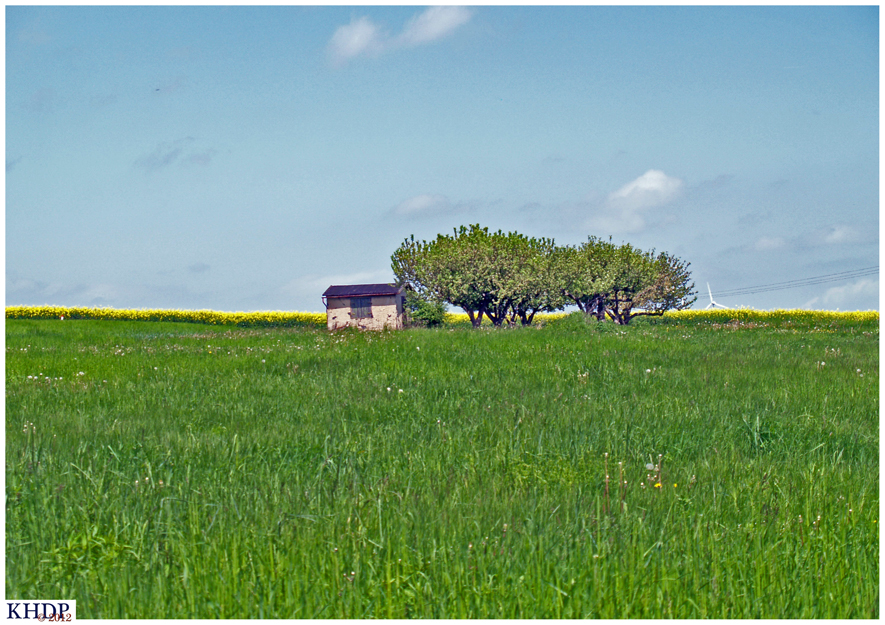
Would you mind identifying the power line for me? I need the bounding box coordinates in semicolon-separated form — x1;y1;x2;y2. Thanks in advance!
715;267;878;297
717;268;878;297
714;266;878;298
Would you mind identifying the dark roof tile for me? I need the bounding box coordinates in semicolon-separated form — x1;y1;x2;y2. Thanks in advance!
323;283;402;298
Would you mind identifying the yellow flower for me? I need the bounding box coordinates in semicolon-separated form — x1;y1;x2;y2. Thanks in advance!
654;483;662;488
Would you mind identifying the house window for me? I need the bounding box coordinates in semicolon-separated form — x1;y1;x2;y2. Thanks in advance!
351;297;373;319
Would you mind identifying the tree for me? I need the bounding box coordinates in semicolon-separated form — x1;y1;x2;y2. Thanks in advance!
392;226;500;328
390;234;424;293
427;225;504;327
554;237;618;321
392;225;695;328
391;225;565;327
505;234;566;325
603;246;696;324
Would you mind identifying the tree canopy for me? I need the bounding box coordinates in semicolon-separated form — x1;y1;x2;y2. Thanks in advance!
392;225;696;326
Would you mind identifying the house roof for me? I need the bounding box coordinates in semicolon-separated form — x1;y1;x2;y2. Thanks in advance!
322;283;403;298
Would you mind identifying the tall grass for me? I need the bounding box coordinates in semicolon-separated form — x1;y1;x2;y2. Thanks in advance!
5;315;878;617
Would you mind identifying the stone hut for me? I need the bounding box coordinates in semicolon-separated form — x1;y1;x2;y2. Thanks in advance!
322;283;405;331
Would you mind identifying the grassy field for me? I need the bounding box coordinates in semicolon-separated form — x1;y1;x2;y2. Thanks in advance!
5;312;878;618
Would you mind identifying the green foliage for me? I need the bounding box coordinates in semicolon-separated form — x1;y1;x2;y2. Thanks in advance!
504;232;566;326
555;237;619;320
5;318;878;618
603;244;697;324
393;225;565;327
403;290;447;328
555;238;697;325
393;226;695;327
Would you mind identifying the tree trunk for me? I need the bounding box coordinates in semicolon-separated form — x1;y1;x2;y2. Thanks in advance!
466;309;484;328
485;302;508;326
612;305;634;325
605;307;623;324
594;297;606;321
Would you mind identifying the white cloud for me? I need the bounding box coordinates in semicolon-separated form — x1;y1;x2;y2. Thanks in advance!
328;7;472;66
823;225;858;244
392;193;453;216
821;278;879;308
80;283;120;304
397;6;472;47
755;236;785;251
328;16;386;66
608;169;683;211
6;277;120;306
586;169;683;233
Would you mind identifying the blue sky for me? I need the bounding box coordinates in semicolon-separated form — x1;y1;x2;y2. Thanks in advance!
6;5;879;312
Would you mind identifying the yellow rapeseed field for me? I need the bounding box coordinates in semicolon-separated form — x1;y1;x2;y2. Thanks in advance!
444;309;878;325
5;306;877;327
665;308;879;324
5;305;327;327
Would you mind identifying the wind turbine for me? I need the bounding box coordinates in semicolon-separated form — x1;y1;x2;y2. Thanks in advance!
704;283;729;310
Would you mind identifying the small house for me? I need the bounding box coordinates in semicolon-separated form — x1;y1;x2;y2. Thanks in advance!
322;283;405;331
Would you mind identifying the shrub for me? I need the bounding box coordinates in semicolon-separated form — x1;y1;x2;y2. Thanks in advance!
404;291;447;328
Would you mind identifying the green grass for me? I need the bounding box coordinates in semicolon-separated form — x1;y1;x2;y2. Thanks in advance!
5;314;878;618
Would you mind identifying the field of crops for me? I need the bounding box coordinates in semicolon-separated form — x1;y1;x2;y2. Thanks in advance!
6;304;878;327
5;309;879;618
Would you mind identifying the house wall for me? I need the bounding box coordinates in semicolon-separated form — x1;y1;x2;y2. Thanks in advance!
326;294;404;331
